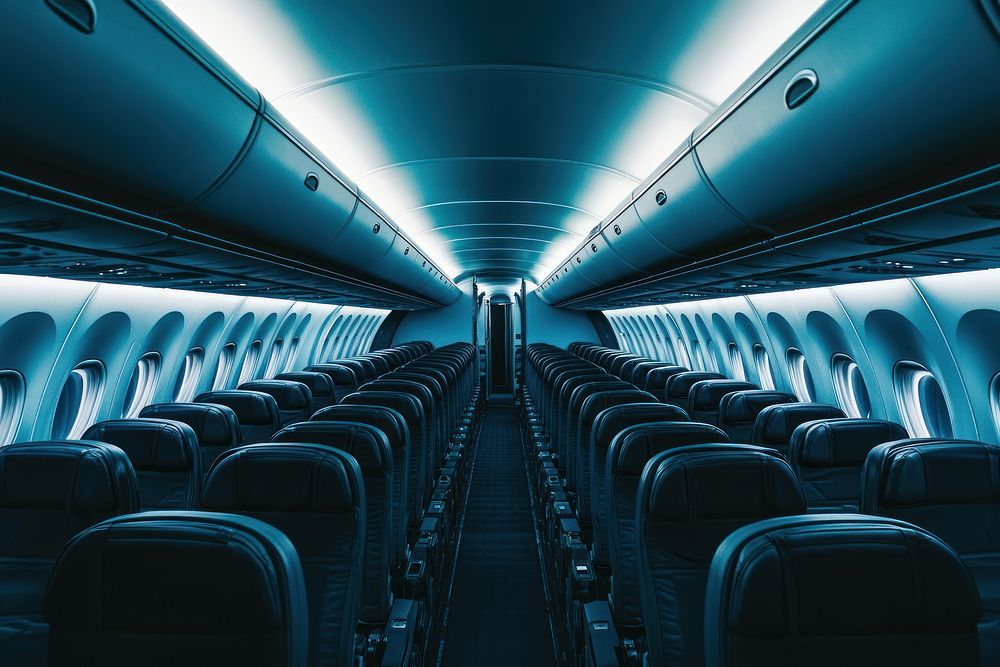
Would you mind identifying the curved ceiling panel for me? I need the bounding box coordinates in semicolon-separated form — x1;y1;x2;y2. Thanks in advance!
163;0;828;290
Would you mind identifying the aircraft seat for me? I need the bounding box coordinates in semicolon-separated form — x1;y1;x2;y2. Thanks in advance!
195;389;281;444
717;390;798;443
687;379;759;426
275;371;337;412
238;379;313;428
751;402;846;456
139;402;240;476
664;371;726;410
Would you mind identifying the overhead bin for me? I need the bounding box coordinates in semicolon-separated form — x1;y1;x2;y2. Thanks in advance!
0;1;459;308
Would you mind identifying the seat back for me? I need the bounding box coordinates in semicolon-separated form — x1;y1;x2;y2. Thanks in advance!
862;438;1000;665
554;373;611;461
717;390;797;442
606;422;731;629
704;515;982;667
83;418;201;510
637;444;805;666
140;402;239;474
238;380;313;428
276;371;337;412
564;380;634;470
687;379;758;425
643;365;689;402
789;418;907;511
664;371;726;409
589;403;689;563
195;390;281;444
0;441;138;665
304;363;358;399
43;511;309;667
361;379;440;458
751;402;847;455
629;361;670;387
271;422;396;625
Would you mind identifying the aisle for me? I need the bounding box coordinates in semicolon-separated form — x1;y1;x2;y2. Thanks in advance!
438;396;558;666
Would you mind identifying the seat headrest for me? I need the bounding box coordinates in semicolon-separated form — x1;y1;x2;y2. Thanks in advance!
666;372;726;399
140;402;240;448
272;421;390;474
383;372;443;398
630;362;668;385
753;403;846;446
311;405;407;451
238;380;312;411
866;439;1000;508
569;381;635;411
83;419;198;471
42;510;308;665
360;380;432;411
593;403;689;451
195;390;280;426
645;444;804;521
793;419;908;468
305;364;358;385
558;374;612;400
643;366;688;389
612;422;731;476
340;391;422;425
718;390;797;424
706;515;982;663
275;371;335;398
0;441;137;514
689;380;759;411
204;444;363;513
580;390;657;425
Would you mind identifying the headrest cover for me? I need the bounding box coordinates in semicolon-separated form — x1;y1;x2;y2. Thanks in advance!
311;405;407;451
204;444;361;513
83;419;197;471
306;364;358;385
666;372;726;399
718;390;797;424
0;441;136;514
689;380;759;411
195;391;280;426
794;419;908;467
570;381;635;411
580;390;657;425
341;391;421;425
140;402;239;448
754;403;847;445
647;445;804;521
275;371;335;398
614;423;731;476
717;516;981;640
273;422;390;473
238;380;312;411
875;440;1000;506
593;403;689;451
644;366;688;389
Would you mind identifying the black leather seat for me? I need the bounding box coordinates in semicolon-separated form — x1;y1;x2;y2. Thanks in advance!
637;444;805;666
43;511;309;667
789;418;907;511
589;403;689;564
862;439;1000;666
573;389;658;523
664;371;726;410
305;363;359;400
83;418;201;510
0;441;138;667
360;379;439;459
606;423;731;631
271;422;398;627
338;359;374;384
312;404;410;558
140;402;240;476
629;361;670;387
717;390;797;442
643;365;689;402
276;371;337;412
704;514;982;667
751;402;846;456
564;380;634;473
195;389;281;444
239;379;313;428
687;379;758;426
553;373;612;464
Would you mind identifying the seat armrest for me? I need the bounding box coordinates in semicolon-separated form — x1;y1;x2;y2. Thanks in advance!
582;601;622;667
378;599;421;667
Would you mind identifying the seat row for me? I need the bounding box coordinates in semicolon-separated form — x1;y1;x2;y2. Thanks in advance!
520;342;999;667
0;340;482;666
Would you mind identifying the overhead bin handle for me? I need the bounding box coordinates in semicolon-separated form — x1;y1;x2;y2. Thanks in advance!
45;0;96;34
784;69;819;109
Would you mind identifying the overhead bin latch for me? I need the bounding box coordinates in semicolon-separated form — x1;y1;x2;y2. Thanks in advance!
303;172;319;191
784;69;819;109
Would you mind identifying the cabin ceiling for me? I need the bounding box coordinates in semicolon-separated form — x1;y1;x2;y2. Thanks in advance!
162;0;825;292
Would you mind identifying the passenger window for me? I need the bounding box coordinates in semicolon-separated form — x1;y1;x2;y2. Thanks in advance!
121;352;161;418
262;338;283;379
173;347;204;402
237;340;263;385
212;343;237;390
691;341;705;370
52;361;105;439
753;344;776;390
0;370;26;446
894;362;953;438
675;338;692;368
283;337;300;373
786;348;815;401
831;354;872;418
991;373;1000;440
728;343;748;382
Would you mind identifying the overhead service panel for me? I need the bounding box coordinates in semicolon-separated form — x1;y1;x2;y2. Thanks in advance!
0;1;459;309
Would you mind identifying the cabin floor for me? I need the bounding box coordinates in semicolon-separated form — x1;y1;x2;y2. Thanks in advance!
438;397;559;666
